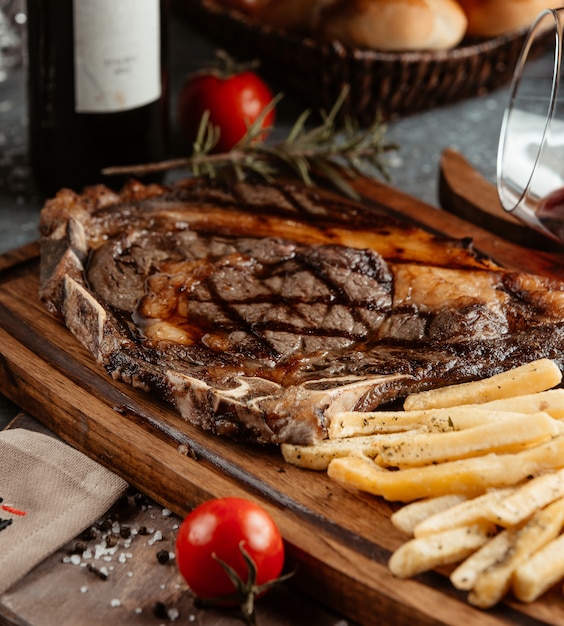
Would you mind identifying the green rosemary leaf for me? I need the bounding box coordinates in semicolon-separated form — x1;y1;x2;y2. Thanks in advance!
102;85;397;200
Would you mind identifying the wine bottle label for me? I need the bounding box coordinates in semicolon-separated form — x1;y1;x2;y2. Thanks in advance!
73;0;161;113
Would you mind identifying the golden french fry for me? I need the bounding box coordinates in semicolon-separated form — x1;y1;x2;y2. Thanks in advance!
390;494;467;536
283;358;564;607
403;359;562;411
329;406;527;439
376;413;561;469
280;433;409;471
469;498;564;608
488;467;564;527
474;389;564;420
329;409;427;438
327;436;564;502
513;532;564;602
413;488;514;538
450;528;516;591
388;523;495;579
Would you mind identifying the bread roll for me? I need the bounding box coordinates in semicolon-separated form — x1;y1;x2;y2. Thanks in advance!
457;0;563;37
318;0;468;51
214;0;468;50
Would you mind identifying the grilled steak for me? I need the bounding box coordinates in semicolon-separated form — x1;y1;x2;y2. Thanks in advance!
39;177;564;445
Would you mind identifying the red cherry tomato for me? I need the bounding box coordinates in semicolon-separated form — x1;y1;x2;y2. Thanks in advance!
175;497;285;601
177;70;275;153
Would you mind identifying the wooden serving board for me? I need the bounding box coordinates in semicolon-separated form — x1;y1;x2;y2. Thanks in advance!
1;174;564;626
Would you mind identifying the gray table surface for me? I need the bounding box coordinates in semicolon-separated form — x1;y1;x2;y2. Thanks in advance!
0;12;507;430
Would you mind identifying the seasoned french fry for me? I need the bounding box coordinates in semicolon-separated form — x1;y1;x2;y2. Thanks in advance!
388;522;495;579
329;406;528;439
413;488;514;537
376;413;561;469
403;359;562;411
282;357;564;608
280;433;411;471
329;409;428;438
327;436;564;502
390;494;467;536
469;498;564;608
488;467;564;527
513;532;564;602
472;388;564;420
450;528;516;591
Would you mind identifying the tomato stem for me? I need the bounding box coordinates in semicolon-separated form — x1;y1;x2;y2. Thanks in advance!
194;542;294;625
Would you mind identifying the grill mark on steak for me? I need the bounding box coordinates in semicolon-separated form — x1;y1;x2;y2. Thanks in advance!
39;178;564;445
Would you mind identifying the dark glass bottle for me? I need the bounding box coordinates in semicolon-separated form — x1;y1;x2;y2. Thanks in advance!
27;0;168;197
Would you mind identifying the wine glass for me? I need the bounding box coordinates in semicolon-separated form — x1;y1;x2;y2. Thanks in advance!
497;8;564;245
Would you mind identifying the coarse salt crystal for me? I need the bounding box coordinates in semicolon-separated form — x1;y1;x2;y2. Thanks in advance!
80;586;88;593
148;530;163;546
162;508;172;517
167;608;180;621
94;542;119;560
110;599;121;608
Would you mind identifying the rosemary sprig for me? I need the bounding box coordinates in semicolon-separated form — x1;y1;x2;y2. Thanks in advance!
102;87;398;200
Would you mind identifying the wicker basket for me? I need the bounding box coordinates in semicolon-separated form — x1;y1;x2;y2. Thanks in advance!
172;0;531;123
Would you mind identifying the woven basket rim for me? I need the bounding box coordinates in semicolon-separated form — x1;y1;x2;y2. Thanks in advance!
195;0;530;62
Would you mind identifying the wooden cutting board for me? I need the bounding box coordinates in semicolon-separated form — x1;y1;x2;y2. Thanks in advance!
1;171;564;626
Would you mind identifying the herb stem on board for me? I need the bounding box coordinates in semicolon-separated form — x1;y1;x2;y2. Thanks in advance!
102;87;398;200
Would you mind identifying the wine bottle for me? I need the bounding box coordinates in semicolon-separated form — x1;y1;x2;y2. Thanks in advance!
27;0;168;197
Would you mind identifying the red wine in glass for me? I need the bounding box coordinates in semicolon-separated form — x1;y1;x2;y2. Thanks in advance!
536;187;564;242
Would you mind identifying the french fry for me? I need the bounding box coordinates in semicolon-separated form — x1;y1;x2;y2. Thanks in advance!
329;409;428;439
329;406;528;439
472;388;564;420
403;359;562;411
413;488;514;538
327;435;564;502
450;528;516;591
280;433;410;471
390;494;467;536
488;467;564;527
376;412;561;469
388;522;496;579
513;532;564;602
281;358;564;608
469;498;564;608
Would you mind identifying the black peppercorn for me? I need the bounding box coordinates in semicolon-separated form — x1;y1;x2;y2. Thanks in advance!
152;601;168;619
71;541;88;554
120;525;131;539
156;549;170;564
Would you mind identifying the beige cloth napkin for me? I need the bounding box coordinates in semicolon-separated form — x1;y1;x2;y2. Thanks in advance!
0;428;128;594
